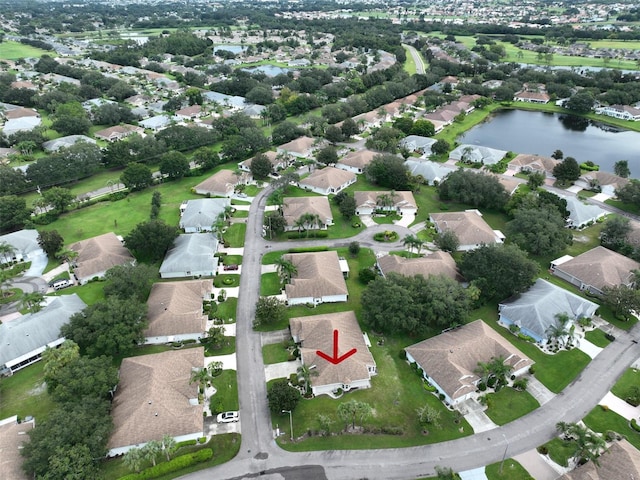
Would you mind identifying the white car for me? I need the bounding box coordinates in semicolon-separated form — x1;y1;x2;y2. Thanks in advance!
217;411;239;423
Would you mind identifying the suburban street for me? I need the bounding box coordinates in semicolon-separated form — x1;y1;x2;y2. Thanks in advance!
403;44;426;75
182;184;640;480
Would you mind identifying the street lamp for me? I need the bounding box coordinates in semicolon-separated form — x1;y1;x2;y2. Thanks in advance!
500;433;509;474
282;409;293;441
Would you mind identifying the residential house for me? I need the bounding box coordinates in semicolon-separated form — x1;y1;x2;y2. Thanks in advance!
423;109;457;125
354;190;417;216
160;234;219;279
239;151;290;173
283;251;349;306
514;84;551;104
70;232;136;284
242;103;266;119
377;251;460;281
399;135;437;155
335;149;377;174
107;348;205;456
563;195;607;228
579;170;629;196
298;167;356;195
82;97;116;113
3;106;39;120
404;159;455;185
449;144;507;166
289;311;376;396
352;110;384;131
430;210;505;251
0;294;87;374
282;196;333;232
174;105;203;121
125;94;152;107
508;154;559;178
179;198;231;233
0;147;17;160
498;279;599;343
42;135;96;152
551;246;640;295
405;319;533;406
0;229;44;265
276;136;316;159
595;104;640;121
144;280;211;344
558;439;640;480
194;169;246;197
94;124;144;142
139;115;172;132
0;416;34;480
2;116;42;135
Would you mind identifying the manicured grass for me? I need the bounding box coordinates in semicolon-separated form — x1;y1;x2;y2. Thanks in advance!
403;46;417;75
372;213;401;224
276;334;472;450
435;103;504;146
583;405;640;450
543;437;576;467
42;257;62;274
232;209;249;218
584;328;612;348
219;254;243;266
262;343;291;364
410;185;468;225
214;274;240;288
49;280;106;305
261;272;282;296
205;337;235;356
0;40;49;59
216;297;237;322
223;223;246;247
210;370;239;412
262;250;287;264
611;367;640;400
0;361;55;422
473;305;591;393
485;459;533;480
483;387;540;426
605;199;640;216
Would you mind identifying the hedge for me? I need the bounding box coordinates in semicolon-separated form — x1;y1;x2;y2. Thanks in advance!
580;162;599;171
118;449;213;480
632;419;640;432
286;231;328;239
288;246;328;253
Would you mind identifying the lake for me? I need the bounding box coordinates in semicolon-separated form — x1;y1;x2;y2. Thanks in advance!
242;65;290;77
458;109;640;178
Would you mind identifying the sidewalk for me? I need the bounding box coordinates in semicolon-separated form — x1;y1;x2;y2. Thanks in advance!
514;449;567;480
599;391;640;421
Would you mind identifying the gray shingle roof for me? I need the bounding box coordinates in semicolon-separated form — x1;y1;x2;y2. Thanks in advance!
179;198;230;231
159;234;219;276
404;160;455;184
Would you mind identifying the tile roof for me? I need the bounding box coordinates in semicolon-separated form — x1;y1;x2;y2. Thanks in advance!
108;348;204;450
405;319;533;401
337;149;377;169
278;136;315;155
509;154;559;175
145;280;211;337
194;170;241;196
70;232;135;281
284;251;348;300
290;311;375;388
180;198;230;231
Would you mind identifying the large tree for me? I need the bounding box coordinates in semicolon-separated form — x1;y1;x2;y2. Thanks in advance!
601;285;640;320
103;263;157;302
124;220;179;263
120;163;153;192
61;297;148;357
250;153;273;180
267;379;301;414
254;296;287;327
46;355;118;404
438;169;509;210
460;243;539;300
42;187;75;213
271;121;304;145
0;195;31;233
0;165;27;196
600;216;631;251
615;179;640;207
37;229;64;258
506;207;573;256
363;153;410;190
159;151;190;180
552;157;581;183
316;145;338;166
614;160;631;179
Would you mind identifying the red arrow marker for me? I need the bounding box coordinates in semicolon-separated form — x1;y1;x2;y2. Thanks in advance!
316;329;357;365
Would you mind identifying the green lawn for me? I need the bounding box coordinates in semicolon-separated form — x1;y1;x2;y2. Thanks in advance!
261;272;282;296
372;213;401;224
611;367;640;400
483;388;540;425
49;280;106;305
210;370;239;412
224;223;246;247
232;209;249;218
276;334;472;450
214;274;240;288
543;437;576;467
605;199;640;216
0;362;55;422
485;459;533;480
0;40;49;59
205;337;235;356
583;406;640;451
262;343;291;364
219;254;243;266
584;328;612;348
216;297;237;322
403;45;417;75
473;305;591;393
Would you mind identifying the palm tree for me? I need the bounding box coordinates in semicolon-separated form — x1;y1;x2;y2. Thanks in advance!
300;212;321;236
161;434;177;461
488;356;513;387
274;257;297;285
546;312;571;347
0;242;16;264
293;217;306;235
556;422;605;466
376;192;395;211
402;234;419;257
189;368;212;392
142;440;162;467
474;361;492;386
123;447;144;473
297;363;319;395
21;292;45;314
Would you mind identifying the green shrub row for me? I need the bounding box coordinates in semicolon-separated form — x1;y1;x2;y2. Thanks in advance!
631;419;640;432
287;246;328;253
580;162;599;171
286;231;329;239
175;439;198;448
118;449;213;480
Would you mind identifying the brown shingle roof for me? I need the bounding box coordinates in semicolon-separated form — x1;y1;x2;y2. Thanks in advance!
558;439;640;480
554;246;640;291
354;190;417;210
284;251;347;300
94;124;144;140
282;196;333;228
377;252;461;281
509;154;559;175
405;320;533;401
299;167;356;192
430;210;499;247
194;170;241;196
337;149;377;169
70;232;135;281
145;280;211;338
290;311;375;388
0;418;33;480
108;348;204;450
278;136;315;155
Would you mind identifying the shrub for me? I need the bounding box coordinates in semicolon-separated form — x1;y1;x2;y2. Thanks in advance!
626;397;640;407
198;437;206;444
209;302;217;313
423;382;436;392
601;404;610;412
286;231;328;239
605;333;616;342
580;162;599;171
175;439;198;448
631;419;640;432
477;382;487;391
288;246;328;253
118;449;213;480
289;373;299;386
537;445;549;455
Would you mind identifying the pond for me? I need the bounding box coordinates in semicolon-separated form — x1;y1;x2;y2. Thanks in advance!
242;65;290;77
213;45;246;54
458;109;640;178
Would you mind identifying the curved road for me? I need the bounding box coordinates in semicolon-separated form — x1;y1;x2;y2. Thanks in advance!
181;185;640;479
403;44;426;75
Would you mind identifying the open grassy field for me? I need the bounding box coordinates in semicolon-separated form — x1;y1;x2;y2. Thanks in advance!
0;362;55;422
0;40;49;60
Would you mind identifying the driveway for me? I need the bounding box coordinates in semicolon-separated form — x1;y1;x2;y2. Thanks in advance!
576;337;603;359
394;213;415;228
513;449;565;480
265;360;301;383
599;391;640;421
526;376;555;406
458;398;497;433
205;353;237;371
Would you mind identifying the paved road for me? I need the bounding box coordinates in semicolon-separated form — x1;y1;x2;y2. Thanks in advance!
182;184;640;480
403;44;426;75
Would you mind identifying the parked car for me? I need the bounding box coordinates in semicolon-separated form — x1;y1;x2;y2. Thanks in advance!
217;411;239;423
223;264;239;271
51;279;72;291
